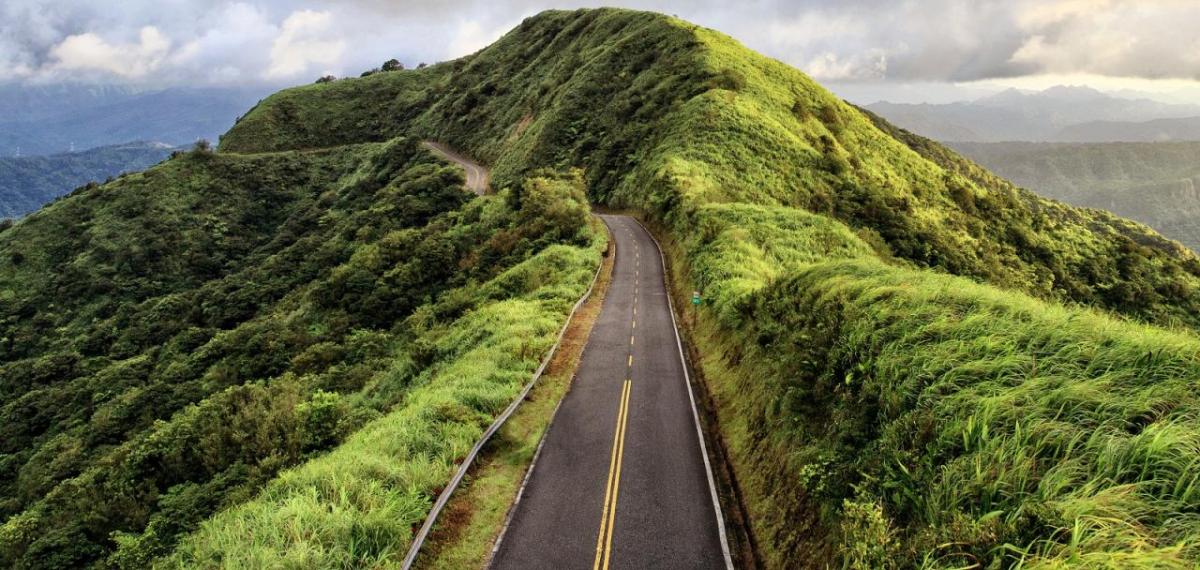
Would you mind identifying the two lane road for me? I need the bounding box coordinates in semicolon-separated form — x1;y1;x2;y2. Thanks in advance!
490;215;732;570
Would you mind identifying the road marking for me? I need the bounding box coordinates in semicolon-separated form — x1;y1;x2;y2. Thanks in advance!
593;380;632;570
630;335;634;345
628;354;633;367
632;320;636;329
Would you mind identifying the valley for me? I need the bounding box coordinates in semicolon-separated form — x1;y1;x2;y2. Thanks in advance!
949;141;1200;251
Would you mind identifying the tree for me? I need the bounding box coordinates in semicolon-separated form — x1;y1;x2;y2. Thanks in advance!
381;59;404;72
315;75;336;84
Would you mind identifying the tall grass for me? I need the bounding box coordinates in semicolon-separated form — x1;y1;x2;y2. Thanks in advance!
704;258;1200;567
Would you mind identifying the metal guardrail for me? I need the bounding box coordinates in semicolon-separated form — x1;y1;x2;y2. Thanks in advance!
399;226;606;570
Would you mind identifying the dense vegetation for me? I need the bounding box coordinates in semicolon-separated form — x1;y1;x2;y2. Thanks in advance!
950;141;1200;251
0;129;599;567
224;8;1200;567
0;142;175;219
6;7;1200;569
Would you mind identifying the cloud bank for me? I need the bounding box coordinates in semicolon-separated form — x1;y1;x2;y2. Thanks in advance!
0;0;1197;87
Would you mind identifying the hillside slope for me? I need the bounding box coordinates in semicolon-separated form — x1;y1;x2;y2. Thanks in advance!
0;142;176;219
950;141;1200;251
5;8;1200;570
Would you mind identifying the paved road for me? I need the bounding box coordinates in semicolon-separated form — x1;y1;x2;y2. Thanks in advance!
489;215;732;570
422;141;489;195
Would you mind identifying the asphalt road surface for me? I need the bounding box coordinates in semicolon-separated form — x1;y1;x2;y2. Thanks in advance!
422;141;490;195
489;214;731;570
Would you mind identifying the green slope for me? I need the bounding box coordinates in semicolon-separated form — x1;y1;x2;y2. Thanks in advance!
6;7;1200;570
949;141;1200;252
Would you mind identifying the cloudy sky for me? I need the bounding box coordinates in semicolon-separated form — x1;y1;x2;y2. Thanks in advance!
2;0;1199;103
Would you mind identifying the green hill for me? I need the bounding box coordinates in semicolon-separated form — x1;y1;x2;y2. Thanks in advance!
0;112;600;567
950;141;1200;252
0;142;176;219
5;8;1200;569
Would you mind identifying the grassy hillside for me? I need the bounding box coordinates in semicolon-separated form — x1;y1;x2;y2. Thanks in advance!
7;7;1200;569
0;142;175;219
0;128;600;566
222;9;1200;568
226;10;1200;329
949;141;1200;251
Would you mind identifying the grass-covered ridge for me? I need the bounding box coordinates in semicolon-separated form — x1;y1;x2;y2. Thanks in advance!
220;8;1200;567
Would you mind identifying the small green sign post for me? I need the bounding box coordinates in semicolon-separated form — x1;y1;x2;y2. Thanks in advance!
692;290;702;306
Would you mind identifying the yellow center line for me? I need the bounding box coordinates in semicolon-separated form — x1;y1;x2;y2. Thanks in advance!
630;335;635;345
593;380;632;570
628;354;633;367
632;320;636;329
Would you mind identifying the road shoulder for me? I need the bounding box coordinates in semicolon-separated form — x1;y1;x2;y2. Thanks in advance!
414;217;615;569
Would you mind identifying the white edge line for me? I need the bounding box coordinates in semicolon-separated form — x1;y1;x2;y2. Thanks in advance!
400;216;607;570
488;394;564;562
631;216;735;570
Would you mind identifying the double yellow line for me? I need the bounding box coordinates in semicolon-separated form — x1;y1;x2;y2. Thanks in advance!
593;379;632;570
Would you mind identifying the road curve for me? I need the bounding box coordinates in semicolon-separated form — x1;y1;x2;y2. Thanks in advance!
489;214;732;570
422;141;490;195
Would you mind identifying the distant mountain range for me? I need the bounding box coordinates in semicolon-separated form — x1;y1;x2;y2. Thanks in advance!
950;141;1200;250
0;83;274;156
868;86;1200;142
0;141;176;218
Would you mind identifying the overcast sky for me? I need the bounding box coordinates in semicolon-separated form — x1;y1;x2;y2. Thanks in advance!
3;0;1199;103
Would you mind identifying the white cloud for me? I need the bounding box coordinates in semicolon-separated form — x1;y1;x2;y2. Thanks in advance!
50;26;171;78
267;10;345;79
0;0;1199;91
447;19;511;58
803;50;888;81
